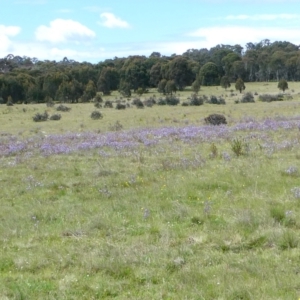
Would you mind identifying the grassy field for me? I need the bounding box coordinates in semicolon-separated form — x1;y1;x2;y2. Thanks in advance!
1;83;300;299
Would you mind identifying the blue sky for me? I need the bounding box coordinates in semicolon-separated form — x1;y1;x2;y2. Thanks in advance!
1;0;300;63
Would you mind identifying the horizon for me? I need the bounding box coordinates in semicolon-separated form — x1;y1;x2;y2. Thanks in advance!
1;0;300;63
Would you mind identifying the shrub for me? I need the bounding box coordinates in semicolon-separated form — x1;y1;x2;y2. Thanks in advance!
241;92;255;103
157;97;167;105
132;98;144;108
94;102;102;108
204;114;227;125
166;95;180;106
258;94;284;102
189;94;203;106
181;102;189;106
46;100;55;107
144;97;156;107
231;138;245;156
49;114;61;121
104;100;113;108
90;110;103;120
278;79;288;92
116;103;126;110
206;95;226;105
33;111;48;122
94;94;103;103
57;104;71;112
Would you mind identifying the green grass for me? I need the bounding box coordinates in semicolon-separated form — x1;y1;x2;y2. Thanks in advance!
1;83;300;299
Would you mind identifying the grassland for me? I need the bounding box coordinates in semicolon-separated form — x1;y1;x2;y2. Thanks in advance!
1;83;300;299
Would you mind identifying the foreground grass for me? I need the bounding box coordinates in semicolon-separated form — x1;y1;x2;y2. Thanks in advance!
1;83;300;299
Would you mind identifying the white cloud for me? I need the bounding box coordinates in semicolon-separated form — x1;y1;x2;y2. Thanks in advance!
35;19;96;43
0;25;21;53
99;13;130;29
188;26;300;49
226;14;300;21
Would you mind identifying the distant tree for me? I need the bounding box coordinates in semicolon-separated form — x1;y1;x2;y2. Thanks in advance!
220;76;231;90
82;80;97;102
167;56;194;90
165;80;177;95
150;62;163;87
158;79;167;94
97;67;119;95
235;78;245;93
199;62;220;86
278;79;288;92
119;80;131;97
192;78;201;94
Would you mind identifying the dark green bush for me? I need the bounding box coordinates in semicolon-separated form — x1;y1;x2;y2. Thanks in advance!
33;111;48;122
132;98;144;108
157;98;167;105
205;114;227;125
241;92;255;103
104;100;113;108
49;114;61;120
166;95;180;106
91;110;103;120
258;94;284;102
94;102;102;108
57;104;71;112
116;103;126;110
189;94;203;106
206;95;226;105
144;97;156;107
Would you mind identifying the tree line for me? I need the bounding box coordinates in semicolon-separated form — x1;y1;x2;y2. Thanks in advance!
0;39;299;104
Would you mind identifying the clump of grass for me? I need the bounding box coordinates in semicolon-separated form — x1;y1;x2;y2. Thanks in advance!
209;143;218;159
108;120;123;131
230;137;247;156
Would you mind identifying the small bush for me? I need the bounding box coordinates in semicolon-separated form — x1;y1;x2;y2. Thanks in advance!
204;114;227;125
206;95;226;105
166;95;180;106
144;97;156;107
94;102;102;108
104;100;113;108
57;104;71;112
241;92;255;103
258;94;284;102
33;111;48;122
157;98;167;105
46;101;55;107
90;110;103;120
181;102;189;106
189;94;203;106
230;138;248;156
49;114;61;121
94;94;103;103
132;98;144;108
116;103;126;110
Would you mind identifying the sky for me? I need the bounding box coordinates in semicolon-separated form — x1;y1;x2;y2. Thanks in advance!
1;0;300;63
